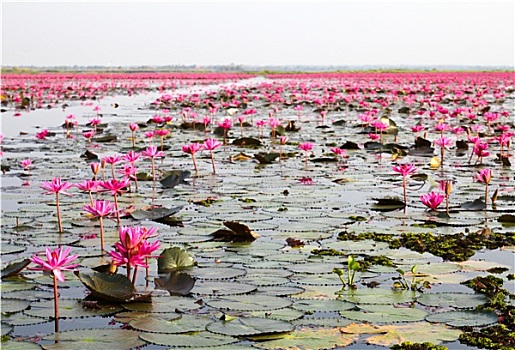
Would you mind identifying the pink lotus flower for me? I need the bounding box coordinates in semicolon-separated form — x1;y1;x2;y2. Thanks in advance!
29;246;79;332
123;150;141;164
20;159;32;171
82;130;95;142
36;129;49;140
109;226;160;283
368;133;380;141
29;246;79;283
155;128;170;151
475;168;493;207
182;143;202;174
41;177;74;232
83;199;117;252
90;162;101;181
142;146;164;182
218;118;232;145
299;142;314;165
279;136;289;145
129;123;139;148
473;142;490;164
99;178;130;225
103;155;122;179
434;136;452;167
202;138;222;175
420;192;445;210
392;163;417;213
76;179;99;205
152;115;165;124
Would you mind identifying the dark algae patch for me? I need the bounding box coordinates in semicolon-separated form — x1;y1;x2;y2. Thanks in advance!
337;230;515;262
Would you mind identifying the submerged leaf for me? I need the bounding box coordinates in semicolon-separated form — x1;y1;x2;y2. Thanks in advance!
155;271;196;296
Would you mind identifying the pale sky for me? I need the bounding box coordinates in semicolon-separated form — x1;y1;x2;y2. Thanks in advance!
1;1;514;67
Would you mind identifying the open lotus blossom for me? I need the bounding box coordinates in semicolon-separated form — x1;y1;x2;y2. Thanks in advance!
35;129;49;140
142;145;164;182
89;117;102;133
154;129;170;152
123;151;141;191
299;142;314;165
76;179;99;205
255;119;267;138
217;118;232;145
109;226;160;284
330;147;346;160
475;168;493;207
182;143;202;174
20;159;32;173
202;116;211;134
41;177;74;233
473;142;490;165
392;163;417;213
82;130;95;142
269;118;280;138
83;199;116;252
202;138;222;175
99;178;130;225
102;155;122;179
29;246;79;332
420;192;445;211
434;137;452;167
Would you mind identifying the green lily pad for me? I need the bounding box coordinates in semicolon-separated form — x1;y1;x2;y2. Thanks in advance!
251;308;305;321
41;329;146;350
1;299;30;313
1;323;13;337
340;304;428;323
130;314;210;334
337;288;420;305
292;299;355;313
206;316;294;337
190;281;257;296
254;327;358;349
157;246;195;273
206;294;292;311
425;310;499;327
417;293;488;309
139;331;237;347
24;299;122;319
1;259;31;278
76;271;150;303
189;267;246;280
154;271;196;296
1;340;42;350
122;296;201;313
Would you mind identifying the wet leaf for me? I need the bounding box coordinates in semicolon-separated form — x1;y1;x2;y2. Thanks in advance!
159;170;190;188
211;221;260;243
139;331;237;347
206;316;294;337
154;271;196;296
41;329;145;350
157;247;195;273
425;310;498;327
1;259;31;279
76;271;150;303
254;327;358;349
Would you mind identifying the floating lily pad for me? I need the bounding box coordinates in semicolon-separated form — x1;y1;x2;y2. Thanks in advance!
207;316;293;337
76;271;150;303
340;304;428;323
41;329;146;350
1;299;30;313
24;299;122;319
1;259;31;278
254;327;358;349
190;281;257;296
292;299;355;313
417;292;487;309
155;271;196;296
189;267;246;280
425;310;499;327
206;294;292;311
130;314;210;334
157;247;195;273
139;331;237;347
1;340;42;350
251;308;305;321
122;296;201;313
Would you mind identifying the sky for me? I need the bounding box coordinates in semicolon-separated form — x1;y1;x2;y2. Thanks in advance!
1;1;514;68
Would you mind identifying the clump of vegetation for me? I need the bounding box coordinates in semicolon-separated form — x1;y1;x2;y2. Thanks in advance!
459;275;515;349
391;342;448;350
337;230;515;262
392;265;431;291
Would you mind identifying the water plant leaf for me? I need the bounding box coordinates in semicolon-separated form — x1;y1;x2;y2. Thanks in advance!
417;292;487;309
232;137;262;146
24;299;122;319
0;299;30;313
190;281;257;296
1;259;31;278
211;221;260;243
292;299;355;313
159;170;191;188
254;327;358;349
207;316;294;337
130;314;209;334
340;304;428;323
206;294;292;311
139;331;237;347
255;153;279;164
129;205;183;221
425;310;499;327
460;198;486;210
340;322;462;347
157;247;195;273
498;214;515;223
76;271;150;303
122;295;201;313
154;271;196;296
41;329;146;350
251;308;305;321
1;340;42;350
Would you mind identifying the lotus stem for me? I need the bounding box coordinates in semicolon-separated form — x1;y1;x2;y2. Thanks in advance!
53;274;59;332
99;216;105;252
56;193;63;233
